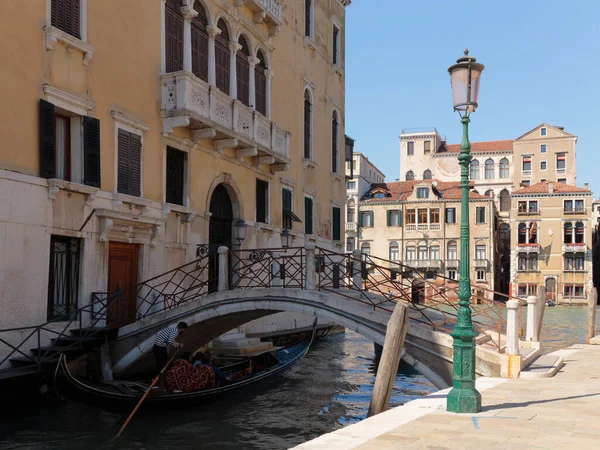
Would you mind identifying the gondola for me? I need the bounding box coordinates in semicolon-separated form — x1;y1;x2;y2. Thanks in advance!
56;322;317;413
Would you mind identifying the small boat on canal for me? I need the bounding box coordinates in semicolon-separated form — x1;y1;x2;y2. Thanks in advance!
56;323;317;413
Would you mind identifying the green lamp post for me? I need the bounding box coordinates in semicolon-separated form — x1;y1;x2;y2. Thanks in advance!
446;49;484;414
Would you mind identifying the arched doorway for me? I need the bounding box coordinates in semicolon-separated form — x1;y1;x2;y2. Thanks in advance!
545;278;557;303
209;184;233;292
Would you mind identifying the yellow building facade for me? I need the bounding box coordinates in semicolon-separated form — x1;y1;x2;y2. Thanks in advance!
0;0;348;332
510;181;593;304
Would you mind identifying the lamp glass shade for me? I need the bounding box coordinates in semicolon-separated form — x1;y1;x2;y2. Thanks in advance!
234;219;247;242
280;229;290;248
448;52;484;112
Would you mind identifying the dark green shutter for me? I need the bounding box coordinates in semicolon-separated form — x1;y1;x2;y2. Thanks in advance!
332;207;340;241
83;117;101;188
256;179;268;223
387;210;391;226
304;197;313;234
39;99;56;179
283;188;292;210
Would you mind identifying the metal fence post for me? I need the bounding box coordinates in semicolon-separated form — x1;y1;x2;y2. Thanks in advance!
304;243;316;290
352;249;363;289
506;300;520;355
218;246;229;291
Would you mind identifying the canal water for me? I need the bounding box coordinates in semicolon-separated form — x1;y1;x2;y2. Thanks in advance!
0;306;595;450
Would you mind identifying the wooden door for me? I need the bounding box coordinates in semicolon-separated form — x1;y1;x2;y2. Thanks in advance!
107;242;139;327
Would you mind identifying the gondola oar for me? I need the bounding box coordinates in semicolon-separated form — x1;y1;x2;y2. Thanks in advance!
113;346;182;439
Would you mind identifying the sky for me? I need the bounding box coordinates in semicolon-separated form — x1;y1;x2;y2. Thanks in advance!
344;0;600;197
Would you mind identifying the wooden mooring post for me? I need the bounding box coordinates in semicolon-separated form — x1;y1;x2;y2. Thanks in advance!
367;302;408;418
585;287;598;344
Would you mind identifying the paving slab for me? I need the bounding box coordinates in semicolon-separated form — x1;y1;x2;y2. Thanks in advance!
290;345;600;449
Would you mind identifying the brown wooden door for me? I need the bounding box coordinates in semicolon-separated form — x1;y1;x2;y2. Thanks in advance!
107;242;139;327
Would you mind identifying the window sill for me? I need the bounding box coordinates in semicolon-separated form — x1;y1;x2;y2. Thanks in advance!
113;192;152;212
331;173;343;183
255;222;276;234
48;179;98;205
44;26;95;66
304;36;317;54
162;203;199;222
303;159;317;169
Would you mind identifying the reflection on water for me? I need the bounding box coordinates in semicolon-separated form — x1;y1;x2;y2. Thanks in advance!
0;331;435;450
0;306;593;449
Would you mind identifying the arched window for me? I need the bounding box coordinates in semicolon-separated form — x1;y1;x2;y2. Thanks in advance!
518;223;527;244
215;19;230;94
447;241;457;260
406;170;414;181
361;242;370;256
485;189;494;198
563;222;573;243
499;189;510;211
575;222;584;243
423;169;432;180
236;35;250;106
191;1;209;81
389;241;399;261
332;110;339;173
303;90;312;159
405;245;416;261
485;159;494;179
470;159;480;180
255;50;267;116
499;158;509;178
165;0;184;73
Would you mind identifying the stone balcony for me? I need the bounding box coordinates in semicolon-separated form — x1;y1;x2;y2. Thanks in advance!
474;258;489;268
517;243;540;253
517;209;541;216
345;222;358;232
236;0;282;35
445;259;459;268
563;243;587;253
564;208;586;215
161;71;290;172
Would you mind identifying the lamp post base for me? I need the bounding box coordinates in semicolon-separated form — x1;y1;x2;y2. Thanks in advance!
446;331;482;413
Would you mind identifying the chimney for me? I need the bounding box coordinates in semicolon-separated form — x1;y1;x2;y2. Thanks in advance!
584;183;589;190
548;182;554;193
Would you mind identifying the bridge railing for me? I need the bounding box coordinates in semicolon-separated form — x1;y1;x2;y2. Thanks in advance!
315;247;526;352
230;247;305;289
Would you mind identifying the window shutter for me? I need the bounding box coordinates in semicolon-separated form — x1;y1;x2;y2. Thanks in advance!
332;207;340;241
256;180;266;223
191;2;209;82
332;27;338;64
51;0;81;39
215;20;230;95
129;134;142;197
304;94;311;159
255;53;267;116
305;197;313;234
283;188;292;210
304;0;311;36
39;99;56;179
165;0;184;73
166;147;185;205
387;210;391;226
83;117;101;188
331;113;338;173
117;129;130;195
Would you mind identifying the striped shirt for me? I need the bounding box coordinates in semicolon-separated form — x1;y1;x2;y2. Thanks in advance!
154;326;180;348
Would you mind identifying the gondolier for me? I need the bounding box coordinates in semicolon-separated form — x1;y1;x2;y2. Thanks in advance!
153;322;188;372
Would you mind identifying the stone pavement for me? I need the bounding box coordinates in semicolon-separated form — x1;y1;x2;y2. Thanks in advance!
292;345;600;449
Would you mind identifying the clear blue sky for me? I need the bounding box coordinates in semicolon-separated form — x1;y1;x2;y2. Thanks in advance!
345;0;600;197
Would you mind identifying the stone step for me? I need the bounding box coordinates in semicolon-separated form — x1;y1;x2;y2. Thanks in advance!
212;337;262;348
520;354;563;379
215;332;246;341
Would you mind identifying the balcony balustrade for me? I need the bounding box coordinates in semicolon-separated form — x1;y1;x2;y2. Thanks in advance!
517;209;540;216
517;243;540;253
563;243;587;253
428;260;442;269
474;259;489;268
236;0;282;35
406;224;416;231
445;259;459;268
564;208;586;215
345;222;358;232
161;71;290;172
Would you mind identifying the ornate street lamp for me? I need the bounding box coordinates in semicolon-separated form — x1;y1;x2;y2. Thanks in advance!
234;219;247;246
446;49;484;414
280;228;291;249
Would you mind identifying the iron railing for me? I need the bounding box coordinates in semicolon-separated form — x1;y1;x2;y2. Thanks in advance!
230;247;305;289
